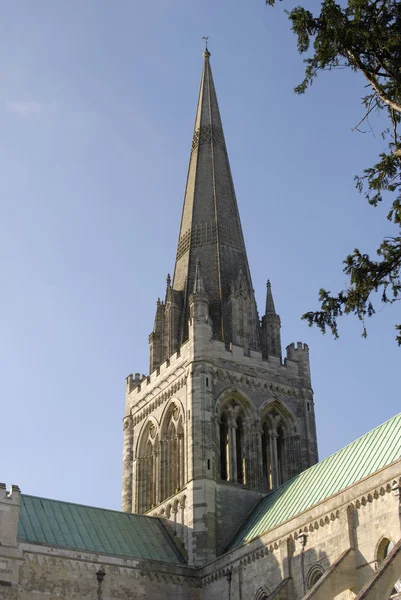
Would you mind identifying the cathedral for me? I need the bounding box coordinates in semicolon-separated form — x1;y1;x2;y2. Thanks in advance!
1;49;401;600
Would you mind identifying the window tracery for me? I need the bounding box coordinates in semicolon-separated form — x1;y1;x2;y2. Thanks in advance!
217;395;252;485
160;402;185;502
136;421;158;513
135;401;185;514
260;402;296;491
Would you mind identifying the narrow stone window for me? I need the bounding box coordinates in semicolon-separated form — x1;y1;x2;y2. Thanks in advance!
220;414;229;480
206;377;209;387
277;424;286;487
236;416;244;484
261;424;272;491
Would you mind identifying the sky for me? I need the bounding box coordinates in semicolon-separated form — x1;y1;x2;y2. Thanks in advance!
1;0;399;511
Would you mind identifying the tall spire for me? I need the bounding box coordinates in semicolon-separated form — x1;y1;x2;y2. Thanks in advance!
172;49;258;346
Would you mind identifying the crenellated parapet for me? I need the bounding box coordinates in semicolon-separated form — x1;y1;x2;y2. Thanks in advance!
0;483;21;549
285;342;311;385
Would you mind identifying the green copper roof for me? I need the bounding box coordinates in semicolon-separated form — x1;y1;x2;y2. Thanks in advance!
18;495;184;564
228;412;401;552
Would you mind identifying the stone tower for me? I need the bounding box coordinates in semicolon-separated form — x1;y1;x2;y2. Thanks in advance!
122;49;318;567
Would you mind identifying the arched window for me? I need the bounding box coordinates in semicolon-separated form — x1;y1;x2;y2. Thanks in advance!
307;565;324;589
160;403;185;502
220;413;229;480
236;415;244;483
255;586;270;600
260;403;293;491
377;538;401;597
137;422;158;513
217;394;254;485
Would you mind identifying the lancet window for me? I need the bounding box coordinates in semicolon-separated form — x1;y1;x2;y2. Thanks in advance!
261;403;295;491
220;413;229;481
136;421;158;513
160;403;185;502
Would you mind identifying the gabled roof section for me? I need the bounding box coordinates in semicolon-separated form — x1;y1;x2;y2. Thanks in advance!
18;495;184;564
228;413;401;552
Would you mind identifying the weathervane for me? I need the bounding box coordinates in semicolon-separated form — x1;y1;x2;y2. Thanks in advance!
202;36;209;50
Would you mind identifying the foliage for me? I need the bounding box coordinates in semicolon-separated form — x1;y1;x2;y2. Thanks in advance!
267;0;401;344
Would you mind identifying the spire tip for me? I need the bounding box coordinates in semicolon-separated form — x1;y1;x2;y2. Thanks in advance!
202;36;211;58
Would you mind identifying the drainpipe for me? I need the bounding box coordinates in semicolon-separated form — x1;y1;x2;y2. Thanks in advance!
96;566;106;600
299;532;308;595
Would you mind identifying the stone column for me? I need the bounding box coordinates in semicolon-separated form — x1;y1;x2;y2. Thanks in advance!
172;504;178;536
160;439;166;502
270;431;279;489
132;458;139;513
230;423;237;483
179;432;185;489
122;417;133;512
155;444;160;505
137;458;143;513
171;435;180;494
179;497;186;542
255;426;264;489
243;423;251;486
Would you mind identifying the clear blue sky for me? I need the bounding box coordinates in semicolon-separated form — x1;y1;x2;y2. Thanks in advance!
1;1;399;510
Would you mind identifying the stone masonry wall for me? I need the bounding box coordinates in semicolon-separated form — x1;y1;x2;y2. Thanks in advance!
199;460;401;599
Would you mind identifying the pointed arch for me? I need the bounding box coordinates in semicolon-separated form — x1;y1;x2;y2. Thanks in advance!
215;387;257;486
260;399;298;491
259;397;297;433
215;387;257;421
136;418;160;514
135;415;159;456
255;586;270;600
159;399;185;502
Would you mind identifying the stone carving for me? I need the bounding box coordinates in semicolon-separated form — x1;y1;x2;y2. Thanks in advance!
191;125;225;152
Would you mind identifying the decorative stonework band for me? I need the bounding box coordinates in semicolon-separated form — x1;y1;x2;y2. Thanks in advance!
191;125;225;152
176;221;242;260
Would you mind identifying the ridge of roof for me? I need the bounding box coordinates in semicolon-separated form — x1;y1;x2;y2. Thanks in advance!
20;493;155;521
227;412;401;552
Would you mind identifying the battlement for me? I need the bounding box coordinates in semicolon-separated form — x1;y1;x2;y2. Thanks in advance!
126;341;188;396
0;482;20;504
286;341;309;361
